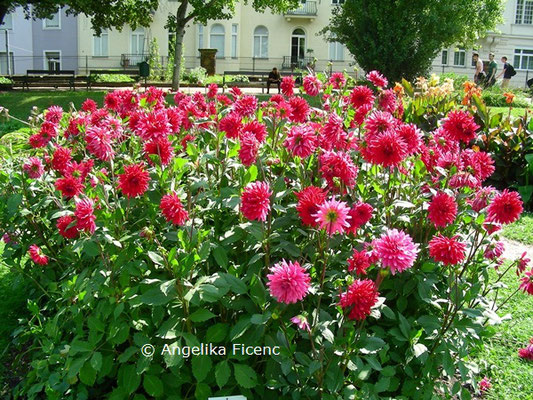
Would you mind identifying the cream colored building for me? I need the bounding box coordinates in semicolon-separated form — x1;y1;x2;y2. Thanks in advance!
77;0;355;75
76;0;533;87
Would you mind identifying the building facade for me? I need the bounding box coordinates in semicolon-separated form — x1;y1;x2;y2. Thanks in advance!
0;6;78;74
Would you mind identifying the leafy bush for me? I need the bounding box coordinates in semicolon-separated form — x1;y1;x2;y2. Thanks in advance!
481;87;530;107
183;66;208;85
92;74;136;83
0;76;531;400
439;72;469;90
0;76;13;85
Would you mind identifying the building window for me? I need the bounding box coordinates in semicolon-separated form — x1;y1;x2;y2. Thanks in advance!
329;41;344;61
514;49;533;70
44;51;61;71
441;50;448;65
1;13;13;30
516;0;533;24
197;24;204;56
130;27;145;65
210;24;225;58
231;24;238;58
331;0;345;4
93;29;109;57
453;48;466;66
253;26;268;58
43;10;61;29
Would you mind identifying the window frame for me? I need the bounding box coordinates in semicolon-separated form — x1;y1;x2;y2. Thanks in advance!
453;48;466;67
514;48;533;70
197;24;204;57
130;28;146;55
515;0;533;24
43;50;62;71
93;29;109;57
441;50;449;65
209;24;225;59
329;41;344;62
231;24;238;59
42;10;61;30
253;25;269;59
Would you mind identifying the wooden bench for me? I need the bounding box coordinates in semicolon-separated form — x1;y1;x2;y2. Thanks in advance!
222;71;303;93
86;69;140;90
22;70;76;91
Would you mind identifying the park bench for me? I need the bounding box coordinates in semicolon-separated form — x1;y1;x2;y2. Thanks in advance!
222;71;303;93
86;69;141;90
21;70;76;91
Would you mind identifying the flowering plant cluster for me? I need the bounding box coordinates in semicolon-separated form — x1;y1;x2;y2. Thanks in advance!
0;71;531;400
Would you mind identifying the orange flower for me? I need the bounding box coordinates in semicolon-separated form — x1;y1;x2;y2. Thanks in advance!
393;82;404;96
463;81;476;93
504;92;515;104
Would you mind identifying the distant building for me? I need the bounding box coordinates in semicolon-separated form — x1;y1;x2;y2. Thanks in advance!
0;6;78;74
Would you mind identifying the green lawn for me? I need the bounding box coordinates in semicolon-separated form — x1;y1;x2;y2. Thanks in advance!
474;215;533;400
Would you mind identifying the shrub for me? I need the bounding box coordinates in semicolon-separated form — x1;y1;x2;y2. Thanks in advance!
439;72;469;90
481;87;530;107
184;66;208;85
92;74;136;83
0;76;13;85
0;75;531;400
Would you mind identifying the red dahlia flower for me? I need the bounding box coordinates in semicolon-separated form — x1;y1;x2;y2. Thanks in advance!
54;176;84;198
239;132;260;167
219;113;242;139
487;189;523;225
118;163;150;198
320;112;348;151
56;215;79;239
303;75;321;96
75;198;97;234
363;129;408;167
364;110;397;140
348;249;372;275
295;186;327;227
52;146;72;174
45;105;63;124
280;76;295;97
284;124;317;159
428;192;457;228
241;181;272;222
339;279;379;320
442;110;479;144
350;85;375;109
288;96;310;123
160;193;189;226
319;150;358;190
85;126;115;161
233;95;258;118
144;137;174;166
429;234;467;266
519;269;533;295
81;98;98;113
23;157;44;179
346;202;374;234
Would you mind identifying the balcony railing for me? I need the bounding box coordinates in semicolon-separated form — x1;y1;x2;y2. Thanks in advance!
282;56;315;70
285;1;318;16
120;53;149;68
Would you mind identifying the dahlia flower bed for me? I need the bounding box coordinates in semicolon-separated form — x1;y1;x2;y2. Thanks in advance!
1;72;532;400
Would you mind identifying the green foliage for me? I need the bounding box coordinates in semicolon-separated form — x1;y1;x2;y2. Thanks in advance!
482;87;530;107
147;38;164;81
325;0;504;82
0;76;13;85
183;66;208;85
439;72;469;90
92;74;136;83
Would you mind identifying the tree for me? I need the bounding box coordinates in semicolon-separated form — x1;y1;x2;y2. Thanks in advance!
1;0;298;90
165;0;299;89
0;1;156;31
324;0;504;83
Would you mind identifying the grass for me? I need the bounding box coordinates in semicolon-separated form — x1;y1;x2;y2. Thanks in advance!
503;212;533;244
472;215;533;400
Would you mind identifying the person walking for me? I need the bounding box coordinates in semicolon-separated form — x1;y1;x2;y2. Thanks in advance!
485;52;497;88
496;56;516;88
267;67;281;94
473;52;485;85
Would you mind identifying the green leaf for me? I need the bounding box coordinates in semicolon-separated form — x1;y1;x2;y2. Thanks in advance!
189;309;216;322
360;337;385;354
233;363;258;389
119;364;141;395
215;360;231;388
192;355;212;382
213;246;228;268
398;313;411;339
375;376;390;393
194;383;211;400
143;375;164;397
83;241;100;257
90;352;103;372
7;194;22;216
222;273;247;294
79;363;97;386
206;323;229;343
147;251;164;266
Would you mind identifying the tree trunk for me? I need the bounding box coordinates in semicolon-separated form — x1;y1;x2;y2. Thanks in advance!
171;0;189;91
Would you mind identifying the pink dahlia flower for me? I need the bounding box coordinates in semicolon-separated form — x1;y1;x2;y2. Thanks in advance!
303;75;321;96
374;229;419;274
267;260;311;304
291;315;310;331
479;376;491;394
23;157;44;179
484;241;505;260
28;244;48;266
160;193;189;226
280;76;295;97
241;181;272;222
313;198;351;236
366;70;388;88
284;124;317;158
85;126;115;161
519;268;533;295
75;198;97;234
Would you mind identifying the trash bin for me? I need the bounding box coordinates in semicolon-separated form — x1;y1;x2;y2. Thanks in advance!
139;61;150;79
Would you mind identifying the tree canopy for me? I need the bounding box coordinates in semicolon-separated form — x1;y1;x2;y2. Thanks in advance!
324;0;504;83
